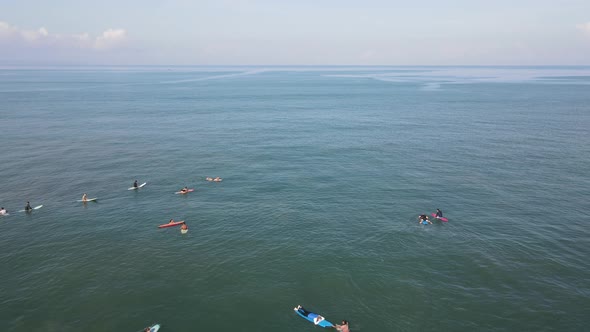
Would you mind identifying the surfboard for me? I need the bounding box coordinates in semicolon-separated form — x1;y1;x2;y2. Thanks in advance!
19;205;43;212
431;213;448;222
128;182;147;190
158;220;185;228
174;189;194;194
181;228;188;234
77;198;98;202
145;324;160;332
294;306;334;328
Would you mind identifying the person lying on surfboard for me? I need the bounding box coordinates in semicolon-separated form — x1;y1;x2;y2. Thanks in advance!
213;177;222;182
179;187;189;194
435;209;443;218
333;320;350;332
25;201;32;211
294;305;325;325
418;214;432;225
169;219;176;224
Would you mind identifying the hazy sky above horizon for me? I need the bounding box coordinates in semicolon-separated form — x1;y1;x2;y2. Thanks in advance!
2;0;590;65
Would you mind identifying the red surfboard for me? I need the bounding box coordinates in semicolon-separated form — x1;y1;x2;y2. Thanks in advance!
158;220;185;228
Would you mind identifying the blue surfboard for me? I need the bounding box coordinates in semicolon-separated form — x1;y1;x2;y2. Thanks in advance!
294;306;334;328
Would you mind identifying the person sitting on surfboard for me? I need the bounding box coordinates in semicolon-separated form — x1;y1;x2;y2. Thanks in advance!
333;320;350;332
418;214;431;225
25;201;32;211
133;180;138;188
435;209;443;218
82;193;88;202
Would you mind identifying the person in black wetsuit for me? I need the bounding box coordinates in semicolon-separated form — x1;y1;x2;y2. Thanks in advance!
134;180;138;188
295;305;311;316
25;201;32;212
435;209;443;218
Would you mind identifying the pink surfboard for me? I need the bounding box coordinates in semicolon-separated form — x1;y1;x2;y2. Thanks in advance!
431;213;448;222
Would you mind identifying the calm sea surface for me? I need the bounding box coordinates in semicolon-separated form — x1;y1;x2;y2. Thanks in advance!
0;66;589;331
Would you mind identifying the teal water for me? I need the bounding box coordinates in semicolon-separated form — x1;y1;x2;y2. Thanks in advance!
1;67;589;331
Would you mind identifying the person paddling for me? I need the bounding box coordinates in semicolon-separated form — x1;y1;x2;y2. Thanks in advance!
179;187;189;194
418;214;432;225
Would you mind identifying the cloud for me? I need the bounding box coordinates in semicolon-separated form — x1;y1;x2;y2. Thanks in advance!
0;21;127;50
577;22;590;36
94;28;127;50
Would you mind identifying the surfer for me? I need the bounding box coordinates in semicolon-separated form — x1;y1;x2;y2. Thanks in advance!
294;305;324;325
333;320;350;332
181;223;188;231
213;177;222;182
169;219;176;224
133;180;138;188
206;177;213;181
25;201;32;212
418;214;431;225
82;193;88;202
179;187;189;194
0;207;7;215
435;209;443;218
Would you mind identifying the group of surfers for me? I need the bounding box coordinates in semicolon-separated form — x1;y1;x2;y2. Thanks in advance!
1;177;223;214
418;209;444;225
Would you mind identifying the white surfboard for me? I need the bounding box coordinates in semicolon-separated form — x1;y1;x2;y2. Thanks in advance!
19;205;43;212
128;182;147;190
77;198;98;202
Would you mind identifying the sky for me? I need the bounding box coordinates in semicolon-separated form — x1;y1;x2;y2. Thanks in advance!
1;0;590;65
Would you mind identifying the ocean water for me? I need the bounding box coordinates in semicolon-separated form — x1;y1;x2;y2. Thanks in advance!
0;66;589;332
